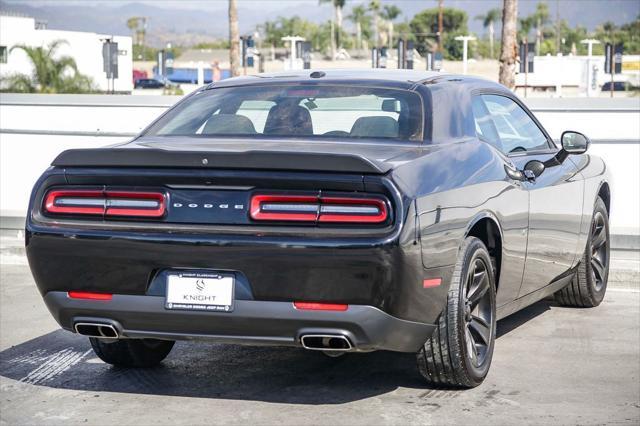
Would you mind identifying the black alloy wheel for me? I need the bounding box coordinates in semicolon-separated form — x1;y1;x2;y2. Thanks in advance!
555;196;610;308
463;257;494;369
590;210;609;292
417;237;497;388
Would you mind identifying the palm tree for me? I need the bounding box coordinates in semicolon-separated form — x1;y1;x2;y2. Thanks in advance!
319;0;346;59
518;15;535;43
532;2;550;54
348;5;370;50
476;8;501;58
369;0;381;48
3;40;95;93
228;0;240;76
499;0;518;89
381;5;401;50
126;17;139;45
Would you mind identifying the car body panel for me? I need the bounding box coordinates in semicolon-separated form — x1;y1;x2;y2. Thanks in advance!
510;150;585;298
25;70;611;352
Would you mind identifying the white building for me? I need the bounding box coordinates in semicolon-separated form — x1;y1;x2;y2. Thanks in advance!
0;14;133;92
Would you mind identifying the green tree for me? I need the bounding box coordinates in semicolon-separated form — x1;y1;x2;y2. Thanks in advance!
475;8;501;58
132;44;183;62
2;40;96;93
258;16;338;54
595;17;640;55
369;0;381;47
347;4;371;49
126;17;139;44
381;5;401;49
518;15;535;42
319;0;346;58
410;7;469;59
532;2;550;54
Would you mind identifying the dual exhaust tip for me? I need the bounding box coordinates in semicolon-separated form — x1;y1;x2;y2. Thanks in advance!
74;324;353;351
74;322;119;339
300;334;353;352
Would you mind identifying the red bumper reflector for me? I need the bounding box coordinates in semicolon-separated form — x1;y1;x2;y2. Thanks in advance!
293;302;349;311
68;291;113;301
423;278;442;288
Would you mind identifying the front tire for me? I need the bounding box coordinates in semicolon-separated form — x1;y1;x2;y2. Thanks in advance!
555;196;610;307
89;338;175;368
417;237;497;388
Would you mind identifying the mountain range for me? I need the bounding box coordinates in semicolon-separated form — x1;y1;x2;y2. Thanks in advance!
1;0;638;48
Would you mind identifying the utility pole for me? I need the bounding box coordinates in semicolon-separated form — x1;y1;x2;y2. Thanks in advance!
555;0;560;54
438;0;444;53
455;35;476;75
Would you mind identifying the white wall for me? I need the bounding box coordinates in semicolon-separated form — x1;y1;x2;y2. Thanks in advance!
0;95;638;236
0;15;132;92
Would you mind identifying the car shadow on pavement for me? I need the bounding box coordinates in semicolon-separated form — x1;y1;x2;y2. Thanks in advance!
0;299;554;404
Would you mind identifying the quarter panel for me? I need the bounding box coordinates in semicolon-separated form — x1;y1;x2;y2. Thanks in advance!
395;141;529;307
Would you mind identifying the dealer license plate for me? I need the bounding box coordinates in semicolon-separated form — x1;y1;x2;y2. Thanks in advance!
165;271;234;312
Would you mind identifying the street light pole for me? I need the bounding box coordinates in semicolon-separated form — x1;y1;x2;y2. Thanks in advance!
455;35;476;75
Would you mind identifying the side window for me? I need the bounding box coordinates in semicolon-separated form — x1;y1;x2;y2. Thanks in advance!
471;96;503;152
475;95;550;154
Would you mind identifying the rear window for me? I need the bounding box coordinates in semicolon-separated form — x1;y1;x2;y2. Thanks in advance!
144;84;424;141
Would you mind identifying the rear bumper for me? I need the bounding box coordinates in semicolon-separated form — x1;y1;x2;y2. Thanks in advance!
44;291;436;352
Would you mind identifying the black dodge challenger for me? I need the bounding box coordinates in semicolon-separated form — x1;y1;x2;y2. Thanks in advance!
27;70;611;388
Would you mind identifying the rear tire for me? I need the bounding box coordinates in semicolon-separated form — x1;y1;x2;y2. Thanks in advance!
417;237;497;388
89;338;175;368
554;197;610;308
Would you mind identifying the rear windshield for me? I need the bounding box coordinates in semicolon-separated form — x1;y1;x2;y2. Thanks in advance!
144;84;424;141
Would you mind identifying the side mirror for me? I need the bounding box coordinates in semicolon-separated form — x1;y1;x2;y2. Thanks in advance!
561;131;590;154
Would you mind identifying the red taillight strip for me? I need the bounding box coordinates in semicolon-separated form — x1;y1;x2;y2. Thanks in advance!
250;195;319;222
68;291;113;301
318;197;388;223
250;194;388;224
44;190;105;215
44;189;166;218
104;191;165;218
294;302;349;311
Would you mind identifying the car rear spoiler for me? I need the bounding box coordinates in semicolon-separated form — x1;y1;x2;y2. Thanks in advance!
51;148;390;174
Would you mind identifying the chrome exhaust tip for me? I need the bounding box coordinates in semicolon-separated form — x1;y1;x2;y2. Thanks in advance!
74;322;119;339
300;334;353;351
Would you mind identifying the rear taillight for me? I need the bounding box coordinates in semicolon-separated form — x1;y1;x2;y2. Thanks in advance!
44;190;166;218
250;194;388;224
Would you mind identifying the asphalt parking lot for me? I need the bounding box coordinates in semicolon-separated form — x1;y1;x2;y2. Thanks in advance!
0;263;639;425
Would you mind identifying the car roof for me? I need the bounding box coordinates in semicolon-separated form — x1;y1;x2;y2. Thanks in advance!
208;69;506;92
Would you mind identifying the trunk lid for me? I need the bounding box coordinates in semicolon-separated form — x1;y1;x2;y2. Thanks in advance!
52;137;440;175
